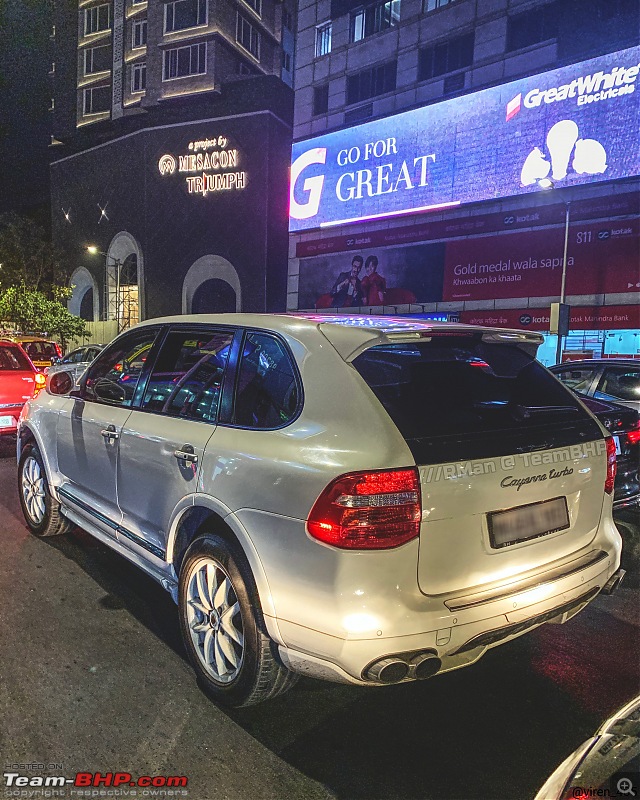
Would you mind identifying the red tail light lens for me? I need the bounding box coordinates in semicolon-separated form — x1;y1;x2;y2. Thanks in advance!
605;437;617;495
307;467;421;550
627;422;640;446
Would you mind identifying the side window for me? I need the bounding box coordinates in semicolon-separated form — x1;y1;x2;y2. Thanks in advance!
553;367;595;394
596;367;640;402
83;328;159;407
141;328;234;422
233;332;299;428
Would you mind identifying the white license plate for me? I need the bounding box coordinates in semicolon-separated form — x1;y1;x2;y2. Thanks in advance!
0;415;15;428
488;496;570;549
614;435;621;455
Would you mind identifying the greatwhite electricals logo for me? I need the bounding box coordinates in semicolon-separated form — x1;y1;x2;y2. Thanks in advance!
520;119;607;186
506;59;639;119
289;148;327;220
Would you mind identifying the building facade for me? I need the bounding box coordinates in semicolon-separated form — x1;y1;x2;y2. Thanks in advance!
288;0;640;363
50;0;295;327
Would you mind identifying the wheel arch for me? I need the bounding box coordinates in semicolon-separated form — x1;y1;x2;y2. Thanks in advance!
18;424;58;491
168;500;281;641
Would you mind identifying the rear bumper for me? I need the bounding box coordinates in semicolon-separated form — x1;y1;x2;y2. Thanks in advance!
276;519;621;685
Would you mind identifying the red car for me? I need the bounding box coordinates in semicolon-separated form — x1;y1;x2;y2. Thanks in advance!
0;342;46;435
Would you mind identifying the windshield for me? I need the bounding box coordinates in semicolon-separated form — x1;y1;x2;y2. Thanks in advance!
353;336;602;462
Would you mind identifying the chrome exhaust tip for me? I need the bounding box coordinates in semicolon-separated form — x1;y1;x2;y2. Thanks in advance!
366;658;409;683
410;652;442;680
601;568;626;595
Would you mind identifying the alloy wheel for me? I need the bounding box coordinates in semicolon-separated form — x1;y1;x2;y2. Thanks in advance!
21;455;46;525
185;557;245;683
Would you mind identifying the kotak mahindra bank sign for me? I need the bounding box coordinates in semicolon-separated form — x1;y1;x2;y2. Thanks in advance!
289;46;640;232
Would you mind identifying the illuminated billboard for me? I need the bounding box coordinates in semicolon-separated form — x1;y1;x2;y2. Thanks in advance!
289;46;640;232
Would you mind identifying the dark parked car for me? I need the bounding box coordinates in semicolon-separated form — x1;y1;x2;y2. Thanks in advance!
550;359;640;411
578;395;639;510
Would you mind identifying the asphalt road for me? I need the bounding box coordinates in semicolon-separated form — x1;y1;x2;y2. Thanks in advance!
0;434;638;800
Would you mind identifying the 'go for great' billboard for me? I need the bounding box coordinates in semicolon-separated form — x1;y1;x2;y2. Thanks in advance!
289;46;640;232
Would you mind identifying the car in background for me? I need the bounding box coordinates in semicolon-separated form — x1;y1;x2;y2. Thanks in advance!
17;315;623;708
46;344;104;383
550;359;640;411
578;396;639;510
535;694;639;800
1;335;62;370
0;342;46;435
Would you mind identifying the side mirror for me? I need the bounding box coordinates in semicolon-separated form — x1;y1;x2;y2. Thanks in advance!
48;369;75;396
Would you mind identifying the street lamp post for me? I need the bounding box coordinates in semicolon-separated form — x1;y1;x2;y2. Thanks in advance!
87;246;124;332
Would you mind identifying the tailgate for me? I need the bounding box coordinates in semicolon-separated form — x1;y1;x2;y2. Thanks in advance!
417;440;606;595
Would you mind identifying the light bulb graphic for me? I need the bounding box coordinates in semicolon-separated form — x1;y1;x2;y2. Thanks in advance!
520;147;550;186
572;138;607;175
546;120;579;180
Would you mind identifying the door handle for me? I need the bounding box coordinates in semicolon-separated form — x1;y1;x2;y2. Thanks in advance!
101;425;119;441
174;447;198;464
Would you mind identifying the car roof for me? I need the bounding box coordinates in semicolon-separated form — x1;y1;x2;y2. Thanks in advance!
132;313;544;361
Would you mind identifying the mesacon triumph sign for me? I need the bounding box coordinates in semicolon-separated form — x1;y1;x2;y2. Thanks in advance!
289;46;640;232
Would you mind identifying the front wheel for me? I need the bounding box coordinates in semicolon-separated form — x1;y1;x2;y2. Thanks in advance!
178;534;298;707
18;444;71;537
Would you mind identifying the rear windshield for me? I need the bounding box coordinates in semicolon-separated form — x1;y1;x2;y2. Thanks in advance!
353;336;602;462
0;345;31;371
21;341;57;360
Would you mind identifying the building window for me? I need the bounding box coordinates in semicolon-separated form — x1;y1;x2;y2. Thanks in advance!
84;4;111;36
131;0;145;5
132;19;147;48
316;22;332;56
282;51;292;71
162;42;206;79
83;85;111;114
423;0;456;11
164;0;207;33
84;44;111;74
418;32;473;80
313;84;329;115
131;62;146;92
242;0;262;17
507;3;559;52
346;60;396;104
282;7;293;29
236;13;260;59
350;0;400;43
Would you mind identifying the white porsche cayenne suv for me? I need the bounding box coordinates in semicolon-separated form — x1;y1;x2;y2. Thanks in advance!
17;314;623;707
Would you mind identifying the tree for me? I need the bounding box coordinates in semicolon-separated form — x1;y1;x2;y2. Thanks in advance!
0;284;89;349
0;212;69;294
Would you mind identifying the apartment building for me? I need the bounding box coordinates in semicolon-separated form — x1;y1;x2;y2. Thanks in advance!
50;0;295;325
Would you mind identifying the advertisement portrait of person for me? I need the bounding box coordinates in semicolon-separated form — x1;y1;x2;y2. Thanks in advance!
330;255;365;307
361;255;387;306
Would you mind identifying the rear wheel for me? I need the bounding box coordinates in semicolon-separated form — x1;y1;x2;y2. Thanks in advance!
178;534;298;707
18;444;71;537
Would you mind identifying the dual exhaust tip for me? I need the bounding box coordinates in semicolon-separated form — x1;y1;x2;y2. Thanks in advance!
601;567;626;595
366;651;441;684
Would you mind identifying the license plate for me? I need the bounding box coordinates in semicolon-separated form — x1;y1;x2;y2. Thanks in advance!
614;435;621;455
488;496;569;549
0;415;15;428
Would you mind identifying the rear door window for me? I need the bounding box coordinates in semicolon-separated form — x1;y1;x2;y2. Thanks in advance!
233;332;300;428
0;345;31;371
141;328;234;422
595;366;640;403
22;341;57;360
353;335;601;462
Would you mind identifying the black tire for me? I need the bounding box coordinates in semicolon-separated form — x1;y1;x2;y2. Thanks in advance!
178;534;298;708
18;443;71;538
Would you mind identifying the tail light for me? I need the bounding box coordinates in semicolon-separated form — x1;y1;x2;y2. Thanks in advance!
54;343;63;358
604;437;617;495
307;467;421;550
627;421;640;446
34;372;46;396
